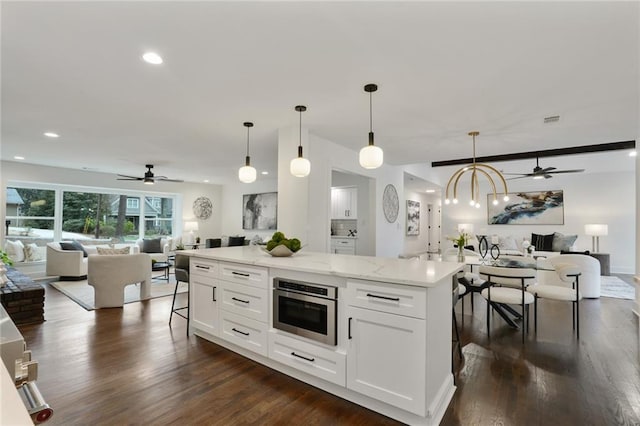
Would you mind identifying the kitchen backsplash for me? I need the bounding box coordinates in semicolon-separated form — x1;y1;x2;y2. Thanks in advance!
331;219;357;236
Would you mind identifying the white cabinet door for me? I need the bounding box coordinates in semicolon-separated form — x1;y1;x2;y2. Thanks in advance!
331;187;357;219
191;279;219;336
346;305;426;416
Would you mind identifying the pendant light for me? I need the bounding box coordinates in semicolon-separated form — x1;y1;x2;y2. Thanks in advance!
359;83;384;169
290;105;310;177
238;122;257;183
444;131;509;208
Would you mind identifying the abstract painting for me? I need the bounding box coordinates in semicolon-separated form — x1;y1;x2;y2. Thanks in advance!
242;192;277;230
406;200;420;235
487;190;564;225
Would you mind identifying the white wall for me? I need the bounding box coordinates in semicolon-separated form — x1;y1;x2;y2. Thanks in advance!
438;169;635;273
221;177;278;242
0;161;223;243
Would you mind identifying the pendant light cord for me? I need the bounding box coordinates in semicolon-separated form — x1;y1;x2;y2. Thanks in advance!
299;108;303;148
246;126;250;157
369;91;373;133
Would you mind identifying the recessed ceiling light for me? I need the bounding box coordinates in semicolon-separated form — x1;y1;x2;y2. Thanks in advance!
426;189;435;193
44;132;59;138
142;52;163;65
629;150;637;157
203;179;210;183
14;156;25;160
261;171;269;175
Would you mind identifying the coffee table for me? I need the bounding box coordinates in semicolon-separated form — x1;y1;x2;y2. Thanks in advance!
152;262;170;281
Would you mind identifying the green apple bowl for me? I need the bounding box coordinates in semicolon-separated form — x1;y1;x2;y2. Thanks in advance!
261;245;301;257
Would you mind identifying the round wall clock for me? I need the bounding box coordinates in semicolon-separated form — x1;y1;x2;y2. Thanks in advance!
382;184;399;223
192;196;213;220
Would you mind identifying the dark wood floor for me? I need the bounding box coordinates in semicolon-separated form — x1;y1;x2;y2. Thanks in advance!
16;276;640;425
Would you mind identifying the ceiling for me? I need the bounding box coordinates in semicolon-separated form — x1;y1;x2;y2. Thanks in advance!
2;2;638;185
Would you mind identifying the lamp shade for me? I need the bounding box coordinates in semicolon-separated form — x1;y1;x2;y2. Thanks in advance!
584;224;608;236
238;165;257;183
457;223;474;234
184;221;199;233
359;144;384;169
290;156;311;177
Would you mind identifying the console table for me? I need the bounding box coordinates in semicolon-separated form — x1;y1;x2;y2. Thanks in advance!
1;268;45;325
590;253;610;276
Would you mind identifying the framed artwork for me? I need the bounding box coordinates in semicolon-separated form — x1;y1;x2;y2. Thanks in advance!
406;200;420;235
487;190;564;225
242;192;277;230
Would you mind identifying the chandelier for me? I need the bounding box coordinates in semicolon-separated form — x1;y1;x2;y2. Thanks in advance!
444;131;509;208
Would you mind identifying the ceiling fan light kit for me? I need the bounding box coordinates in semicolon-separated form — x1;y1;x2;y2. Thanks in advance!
238;122;257;183
359;83;384;169
290;105;311;177
444;131;509;208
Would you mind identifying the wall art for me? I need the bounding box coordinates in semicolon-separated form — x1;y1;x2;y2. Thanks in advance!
242;192;277;230
487;190;564;225
406;200;420;235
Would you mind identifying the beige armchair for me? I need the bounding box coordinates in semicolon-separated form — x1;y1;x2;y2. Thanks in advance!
46;242;88;279
87;253;152;308
135;238;171;262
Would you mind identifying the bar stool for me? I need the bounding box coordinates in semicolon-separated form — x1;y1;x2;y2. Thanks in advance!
169;254;190;336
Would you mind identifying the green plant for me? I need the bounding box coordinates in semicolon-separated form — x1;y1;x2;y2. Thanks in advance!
175;243;185;250
0;250;13;266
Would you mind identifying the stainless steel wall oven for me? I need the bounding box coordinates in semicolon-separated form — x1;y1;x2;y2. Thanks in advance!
273;278;337;346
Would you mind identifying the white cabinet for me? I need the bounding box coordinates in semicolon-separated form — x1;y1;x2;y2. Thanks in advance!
218;261;269;356
331;187;357;219
190;258;220;337
331;238;356;255
345;281;428;416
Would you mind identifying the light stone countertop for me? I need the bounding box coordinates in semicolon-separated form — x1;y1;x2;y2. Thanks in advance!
181;246;463;288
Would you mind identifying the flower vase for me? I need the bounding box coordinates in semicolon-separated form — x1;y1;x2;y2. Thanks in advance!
457;245;465;263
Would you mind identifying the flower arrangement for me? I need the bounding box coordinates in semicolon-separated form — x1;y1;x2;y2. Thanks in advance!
449;231;473;248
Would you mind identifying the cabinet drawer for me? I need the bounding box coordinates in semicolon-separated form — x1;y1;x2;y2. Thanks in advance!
331;239;355;249
219;281;268;323
269;332;346;386
190;258;219;279
345;280;426;319
220;262;268;289
220;310;268;356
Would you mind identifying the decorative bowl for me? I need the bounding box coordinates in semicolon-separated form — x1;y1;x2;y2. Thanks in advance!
261;245;301;257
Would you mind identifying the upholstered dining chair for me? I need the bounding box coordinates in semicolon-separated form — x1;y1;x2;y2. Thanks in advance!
528;264;582;339
170;253;190;336
479;266;536;343
451;278;465;384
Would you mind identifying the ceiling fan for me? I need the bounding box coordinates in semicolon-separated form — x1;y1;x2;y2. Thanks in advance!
116;164;183;184
503;157;585;180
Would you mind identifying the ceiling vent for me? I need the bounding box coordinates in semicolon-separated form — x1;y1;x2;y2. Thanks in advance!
544;115;560;124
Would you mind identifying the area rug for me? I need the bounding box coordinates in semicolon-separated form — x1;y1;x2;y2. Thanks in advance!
600;276;635;300
50;280;187;311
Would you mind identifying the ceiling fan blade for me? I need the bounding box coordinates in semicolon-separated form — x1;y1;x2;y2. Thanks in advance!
541;167;556;173
502;172;531;176
117;174;143;180
548;169;585;174
544;174;553;179
506;175;533;181
156;178;184;183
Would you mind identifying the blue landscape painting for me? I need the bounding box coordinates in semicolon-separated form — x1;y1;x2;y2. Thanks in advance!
487;190;564;225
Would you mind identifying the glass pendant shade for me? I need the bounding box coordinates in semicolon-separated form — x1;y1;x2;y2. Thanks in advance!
359;143;384;169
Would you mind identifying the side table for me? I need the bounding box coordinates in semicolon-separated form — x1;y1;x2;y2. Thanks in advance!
590;253;610;276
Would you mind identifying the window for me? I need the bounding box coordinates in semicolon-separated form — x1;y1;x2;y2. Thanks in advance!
126;198;139;209
144;196;174;237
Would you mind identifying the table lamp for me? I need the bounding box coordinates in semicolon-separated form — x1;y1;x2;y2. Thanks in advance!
457;223;474;234
184;221;199;245
584;224;607;253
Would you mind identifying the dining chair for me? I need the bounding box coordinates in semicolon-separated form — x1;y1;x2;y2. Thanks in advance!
479;266;536;343
528;264;582;339
451;279;465;383
443;248;486;313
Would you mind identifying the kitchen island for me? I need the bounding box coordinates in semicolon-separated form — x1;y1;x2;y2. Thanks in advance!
182;246;462;426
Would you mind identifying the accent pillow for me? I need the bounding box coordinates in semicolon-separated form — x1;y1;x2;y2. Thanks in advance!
498;236;519;251
24;243;43;261
96;247;131;255
4;240;25;263
552;232;578;252
141;238;163;253
531;233;554;251
59;240;88;257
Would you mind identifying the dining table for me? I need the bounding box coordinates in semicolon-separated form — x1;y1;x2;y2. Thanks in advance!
462;255;555;329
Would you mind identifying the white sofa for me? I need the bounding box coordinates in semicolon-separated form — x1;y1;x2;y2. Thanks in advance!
46;242;139;279
135;238;171;262
87;253;152;308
